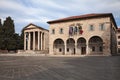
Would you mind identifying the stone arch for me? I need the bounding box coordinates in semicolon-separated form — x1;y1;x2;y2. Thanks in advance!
88;36;103;55
77;37;86;55
66;38;75;55
53;38;65;55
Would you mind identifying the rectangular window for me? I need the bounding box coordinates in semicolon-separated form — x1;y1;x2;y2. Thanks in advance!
59;48;62;52
99;23;105;31
89;25;94;31
117;30;120;33
51;29;55;34
118;42;120;45
67;48;69;52
59;41;61;44
59;28;63;34
118;48;120;53
92;47;95;51
99;46;103;52
118;36;120;39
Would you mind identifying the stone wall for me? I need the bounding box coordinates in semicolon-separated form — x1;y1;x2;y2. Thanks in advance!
49;17;116;55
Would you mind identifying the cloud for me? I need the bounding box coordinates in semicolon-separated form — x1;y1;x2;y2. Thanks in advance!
0;0;120;33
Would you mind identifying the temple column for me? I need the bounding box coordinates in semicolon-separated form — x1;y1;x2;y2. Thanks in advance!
28;32;31;50
24;32;26;50
41;32;43;50
33;31;35;50
38;31;40;50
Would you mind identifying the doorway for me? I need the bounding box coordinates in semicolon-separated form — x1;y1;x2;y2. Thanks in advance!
81;47;86;55
73;48;75;55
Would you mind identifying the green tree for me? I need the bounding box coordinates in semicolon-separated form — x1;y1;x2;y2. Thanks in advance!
0;19;2;27
18;30;24;50
0;17;24;51
1;17;16;50
3;16;15;37
0;19;3;49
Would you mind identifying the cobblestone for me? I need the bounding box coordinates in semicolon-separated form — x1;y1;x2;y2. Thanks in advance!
0;56;120;80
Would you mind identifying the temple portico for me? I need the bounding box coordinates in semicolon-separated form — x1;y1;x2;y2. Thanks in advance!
23;23;49;51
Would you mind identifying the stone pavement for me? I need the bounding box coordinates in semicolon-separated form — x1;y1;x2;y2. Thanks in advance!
0;56;120;80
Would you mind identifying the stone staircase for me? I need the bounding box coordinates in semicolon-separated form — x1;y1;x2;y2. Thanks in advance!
18;50;49;54
34;50;49;54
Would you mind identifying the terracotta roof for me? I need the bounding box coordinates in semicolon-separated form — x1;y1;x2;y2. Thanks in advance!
117;28;120;29
47;13;117;29
117;28;120;31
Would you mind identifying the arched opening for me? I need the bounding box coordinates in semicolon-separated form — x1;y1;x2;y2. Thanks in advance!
66;38;75;55
77;37;86;55
89;36;103;54
53;38;64;55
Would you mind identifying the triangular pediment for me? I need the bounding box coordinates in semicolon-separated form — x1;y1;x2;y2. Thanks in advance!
24;23;39;29
23;23;48;31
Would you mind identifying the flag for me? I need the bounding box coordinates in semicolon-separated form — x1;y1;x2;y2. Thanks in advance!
80;30;83;34
69;27;73;36
74;26;77;35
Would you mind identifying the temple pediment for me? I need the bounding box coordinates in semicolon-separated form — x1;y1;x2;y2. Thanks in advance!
23;23;45;30
26;25;38;29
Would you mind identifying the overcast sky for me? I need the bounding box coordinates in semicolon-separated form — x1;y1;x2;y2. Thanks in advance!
0;0;120;34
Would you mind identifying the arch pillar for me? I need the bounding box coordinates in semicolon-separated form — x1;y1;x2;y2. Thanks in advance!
75;42;78;55
64;42;67;55
86;40;89;55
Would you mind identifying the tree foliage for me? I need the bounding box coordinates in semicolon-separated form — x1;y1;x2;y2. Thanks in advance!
0;17;24;51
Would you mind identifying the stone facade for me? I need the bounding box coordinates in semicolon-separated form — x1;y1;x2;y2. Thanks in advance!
47;13;117;55
23;23;49;52
116;28;120;54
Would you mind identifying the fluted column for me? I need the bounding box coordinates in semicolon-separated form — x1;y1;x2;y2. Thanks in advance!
24;32;26;50
38;31;40;50
28;32;31;50
41;32;43;50
33;31;35;50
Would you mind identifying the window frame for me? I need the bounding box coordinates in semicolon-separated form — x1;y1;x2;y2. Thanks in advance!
92;46;95;52
59;48;62;52
59;28;63;34
51;29;55;34
89;24;94;31
118;36;120;39
99;23;105;31
118;41;120;45
99;46;103;52
67;48;69;52
118;48;120;53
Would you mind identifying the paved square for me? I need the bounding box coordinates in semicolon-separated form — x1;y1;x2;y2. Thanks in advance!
0;56;120;80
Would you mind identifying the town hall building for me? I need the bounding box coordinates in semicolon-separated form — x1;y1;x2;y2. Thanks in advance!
47;13;117;55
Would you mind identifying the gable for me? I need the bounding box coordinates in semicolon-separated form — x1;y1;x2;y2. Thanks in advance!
25;24;39;29
23;23;49;32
